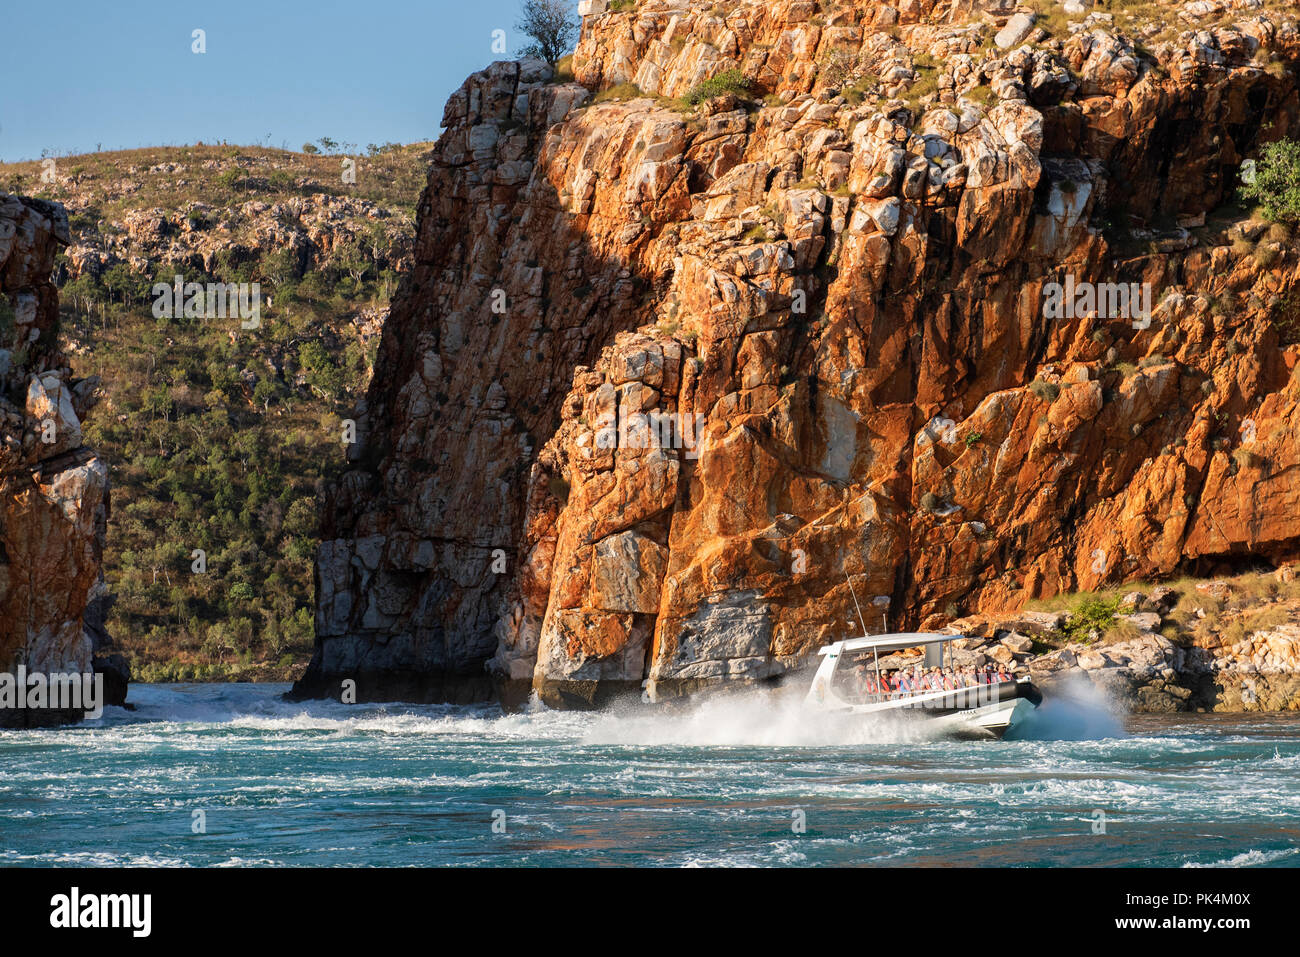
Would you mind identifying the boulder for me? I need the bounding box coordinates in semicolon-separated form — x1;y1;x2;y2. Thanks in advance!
1119;612;1162;633
1077;651;1110;670
996;13;1036;49
1001;632;1035;654
1147;586;1179;612
1120;591;1152;613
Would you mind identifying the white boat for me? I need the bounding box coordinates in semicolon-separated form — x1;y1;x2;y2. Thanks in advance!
803;633;1043;740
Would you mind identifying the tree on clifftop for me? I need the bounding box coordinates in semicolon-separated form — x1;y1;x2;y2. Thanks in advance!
517;0;579;66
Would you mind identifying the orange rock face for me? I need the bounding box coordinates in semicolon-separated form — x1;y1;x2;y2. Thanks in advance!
300;1;1300;709
0;193;114;723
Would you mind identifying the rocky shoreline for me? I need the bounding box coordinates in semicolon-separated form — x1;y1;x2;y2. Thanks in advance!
945;573;1300;712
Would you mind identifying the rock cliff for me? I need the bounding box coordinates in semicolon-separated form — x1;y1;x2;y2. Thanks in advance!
0;192;119;725
297;0;1300;710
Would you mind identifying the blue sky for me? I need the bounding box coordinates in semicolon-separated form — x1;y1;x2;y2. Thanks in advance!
0;0;577;161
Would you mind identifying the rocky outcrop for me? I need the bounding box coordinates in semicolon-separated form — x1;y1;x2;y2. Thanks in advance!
300;0;1300;710
16;146;422;287
0;192;121;725
63;192;412;289
947;573;1300;711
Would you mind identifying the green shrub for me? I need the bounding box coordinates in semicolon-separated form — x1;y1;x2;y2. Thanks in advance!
592;82;644;103
1062;596;1120;644
1028;379;1061;401
685;69;751;106
1240;139;1300;223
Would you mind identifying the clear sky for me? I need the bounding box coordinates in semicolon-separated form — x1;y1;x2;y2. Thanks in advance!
0;0;577;161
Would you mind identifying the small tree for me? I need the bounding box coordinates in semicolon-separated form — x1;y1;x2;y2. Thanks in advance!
1241;139;1300;223
516;0;579;66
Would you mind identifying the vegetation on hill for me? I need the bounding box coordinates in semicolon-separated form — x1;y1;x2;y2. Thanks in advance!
1;142;433;681
1025;568;1300;648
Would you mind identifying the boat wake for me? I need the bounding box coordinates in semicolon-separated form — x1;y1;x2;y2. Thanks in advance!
70;677;1124;747
579;674;1125;747
580;687;934;747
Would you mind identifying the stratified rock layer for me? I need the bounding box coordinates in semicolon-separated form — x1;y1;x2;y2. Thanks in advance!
0;192;119;726
300;0;1300;710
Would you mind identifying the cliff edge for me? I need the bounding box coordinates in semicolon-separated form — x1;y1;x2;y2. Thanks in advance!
0;192;121;725
295;0;1300;710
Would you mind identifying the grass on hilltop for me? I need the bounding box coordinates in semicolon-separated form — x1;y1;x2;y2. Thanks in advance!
1023;567;1300;646
1;141;434;220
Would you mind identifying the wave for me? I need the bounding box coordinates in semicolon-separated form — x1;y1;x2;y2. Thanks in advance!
1183;847;1300;868
54;678;1131;748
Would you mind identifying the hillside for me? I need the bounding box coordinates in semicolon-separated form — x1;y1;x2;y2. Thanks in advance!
0;141;432;681
292;0;1300;711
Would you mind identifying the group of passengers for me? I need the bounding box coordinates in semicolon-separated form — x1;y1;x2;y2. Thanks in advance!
853;662;1012;698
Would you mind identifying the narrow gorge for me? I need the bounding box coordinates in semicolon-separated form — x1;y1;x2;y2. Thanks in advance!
292;0;1300;712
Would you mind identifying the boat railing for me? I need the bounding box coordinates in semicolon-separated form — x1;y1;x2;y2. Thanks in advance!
853;677;1014;708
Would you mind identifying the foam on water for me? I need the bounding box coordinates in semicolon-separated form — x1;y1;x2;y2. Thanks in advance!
1011;675;1126;741
64;678;1128;749
578;676;1127;747
3;681;1298;866
581;686;933;747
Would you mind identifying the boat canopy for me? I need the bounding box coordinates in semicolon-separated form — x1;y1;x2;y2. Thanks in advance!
817;633;957;656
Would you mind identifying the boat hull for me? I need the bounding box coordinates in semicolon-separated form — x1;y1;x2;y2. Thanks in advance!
927;696;1036;740
821;680;1042;740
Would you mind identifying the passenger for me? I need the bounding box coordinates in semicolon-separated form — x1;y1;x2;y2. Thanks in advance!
858;667;874;698
943;668;957;690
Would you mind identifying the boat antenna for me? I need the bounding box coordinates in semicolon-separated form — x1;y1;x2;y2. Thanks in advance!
844;569;871;638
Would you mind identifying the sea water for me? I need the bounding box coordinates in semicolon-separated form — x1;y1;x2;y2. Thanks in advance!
1;681;1298;867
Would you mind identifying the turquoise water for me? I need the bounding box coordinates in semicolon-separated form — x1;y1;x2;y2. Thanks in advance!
1;681;1298;867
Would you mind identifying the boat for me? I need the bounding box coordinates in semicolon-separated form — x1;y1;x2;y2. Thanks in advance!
803;632;1043;739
